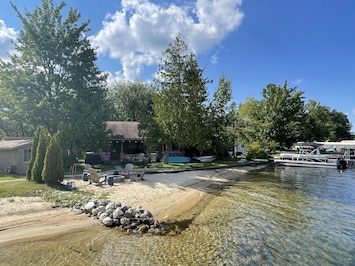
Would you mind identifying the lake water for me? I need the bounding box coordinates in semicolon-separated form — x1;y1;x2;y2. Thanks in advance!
1;167;354;265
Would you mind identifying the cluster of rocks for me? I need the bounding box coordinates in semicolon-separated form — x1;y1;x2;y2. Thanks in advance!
73;199;166;234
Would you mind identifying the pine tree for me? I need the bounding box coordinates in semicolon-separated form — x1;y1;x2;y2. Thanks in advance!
31;128;49;183
42;133;64;185
26;127;42;181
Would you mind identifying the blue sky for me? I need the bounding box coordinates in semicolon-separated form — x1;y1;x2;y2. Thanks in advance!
1;0;354;133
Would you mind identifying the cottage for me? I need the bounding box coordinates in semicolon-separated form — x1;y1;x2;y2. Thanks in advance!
106;121;147;163
0;138;32;174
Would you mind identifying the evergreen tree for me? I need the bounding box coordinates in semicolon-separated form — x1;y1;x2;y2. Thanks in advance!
31;128;49;183
26;126;42;181
153;34;211;155
43;134;64;185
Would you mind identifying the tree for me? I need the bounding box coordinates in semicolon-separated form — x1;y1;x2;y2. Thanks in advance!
42;133;64;185
0;0;110;154
260;82;305;148
206;75;235;157
31;128;50;183
153;34;211;156
26;126;42;181
108;80;155;121
302;100;352;142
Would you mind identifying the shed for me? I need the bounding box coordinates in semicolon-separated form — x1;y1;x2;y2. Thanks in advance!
0;138;32;174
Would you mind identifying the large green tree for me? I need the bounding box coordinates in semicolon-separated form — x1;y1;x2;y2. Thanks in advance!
302;100;352;142
260;82;305;148
0;0;110;154
206;75;235;157
153;34;211;154
108;80;155;122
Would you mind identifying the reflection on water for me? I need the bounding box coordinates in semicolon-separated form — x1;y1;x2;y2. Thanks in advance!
1;167;355;265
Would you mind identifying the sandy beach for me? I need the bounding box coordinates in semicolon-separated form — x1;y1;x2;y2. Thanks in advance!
0;164;268;246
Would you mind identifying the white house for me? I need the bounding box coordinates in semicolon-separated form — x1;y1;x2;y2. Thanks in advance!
0;138;32;174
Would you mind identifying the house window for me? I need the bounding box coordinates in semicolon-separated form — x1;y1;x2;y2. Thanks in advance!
24;149;31;162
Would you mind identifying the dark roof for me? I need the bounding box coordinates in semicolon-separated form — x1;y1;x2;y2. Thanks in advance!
106;121;141;140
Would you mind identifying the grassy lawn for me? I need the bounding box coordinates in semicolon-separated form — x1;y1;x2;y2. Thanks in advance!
0;176;56;198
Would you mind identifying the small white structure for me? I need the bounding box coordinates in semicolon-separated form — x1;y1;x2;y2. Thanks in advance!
0;138;32;174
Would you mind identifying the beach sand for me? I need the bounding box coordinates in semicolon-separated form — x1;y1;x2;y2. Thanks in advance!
0;164;268;245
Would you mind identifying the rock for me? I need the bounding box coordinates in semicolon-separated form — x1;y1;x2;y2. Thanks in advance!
120;217;131;226
137;224;149;234
102;216;113;227
106;202;116;211
112;208;124;219
97;206;106;213
97;199;108;206
83;201;96;214
99;212;108;222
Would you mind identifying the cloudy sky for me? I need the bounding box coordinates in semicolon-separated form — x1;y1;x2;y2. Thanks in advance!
1;0;355;132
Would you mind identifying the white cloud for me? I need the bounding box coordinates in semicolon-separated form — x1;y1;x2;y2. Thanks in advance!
0;20;17;59
352;107;355;116
91;0;244;80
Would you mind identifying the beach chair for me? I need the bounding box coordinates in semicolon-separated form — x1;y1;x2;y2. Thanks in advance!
129;166;147;182
87;168;107;185
120;163;134;179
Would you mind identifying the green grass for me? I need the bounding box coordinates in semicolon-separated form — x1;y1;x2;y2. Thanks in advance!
0;179;56;198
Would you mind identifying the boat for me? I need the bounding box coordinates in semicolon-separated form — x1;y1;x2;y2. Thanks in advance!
274;142;347;170
163;156;191;163
192;155;216;163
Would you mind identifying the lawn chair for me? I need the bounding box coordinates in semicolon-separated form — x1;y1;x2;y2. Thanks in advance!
87;168;107;185
130;166;147;182
120;163;134;179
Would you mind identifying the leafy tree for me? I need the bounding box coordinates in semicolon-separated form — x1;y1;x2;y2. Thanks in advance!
108;80;155;121
260;82;305;148
31;128;50;183
301;100;352;142
42;133;64;185
234;97;264;145
153;34;211;156
329;110;352;141
26;126;42;181
0;0;110;154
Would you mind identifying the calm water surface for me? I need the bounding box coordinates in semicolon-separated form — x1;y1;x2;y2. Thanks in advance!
1;167;354;265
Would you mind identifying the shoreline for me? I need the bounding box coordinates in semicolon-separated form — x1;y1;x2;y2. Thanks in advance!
0;163;271;246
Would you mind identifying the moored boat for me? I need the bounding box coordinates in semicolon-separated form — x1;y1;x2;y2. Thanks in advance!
274;142;348;170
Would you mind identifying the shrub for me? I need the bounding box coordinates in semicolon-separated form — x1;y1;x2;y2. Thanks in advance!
42;134;64;185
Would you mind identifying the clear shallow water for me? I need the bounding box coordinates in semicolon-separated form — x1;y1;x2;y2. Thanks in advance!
1;167;355;265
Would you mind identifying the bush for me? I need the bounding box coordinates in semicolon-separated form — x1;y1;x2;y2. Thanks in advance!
246;141;270;161
42;134;64;185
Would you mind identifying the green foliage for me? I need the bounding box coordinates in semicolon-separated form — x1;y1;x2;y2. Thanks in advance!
301;100;352;142
26;127;42;181
31;128;49;183
206;74;235;157
245;141;273;161
42;134;64;185
153;34;211;152
108;80;155;121
0;0;110;153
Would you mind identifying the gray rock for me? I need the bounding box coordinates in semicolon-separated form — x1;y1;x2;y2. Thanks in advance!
99;212;108;222
106;202;116;211
120;217;131;226
83;202;96;214
97;199;108;206
112;208;124;219
102;216;113;227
